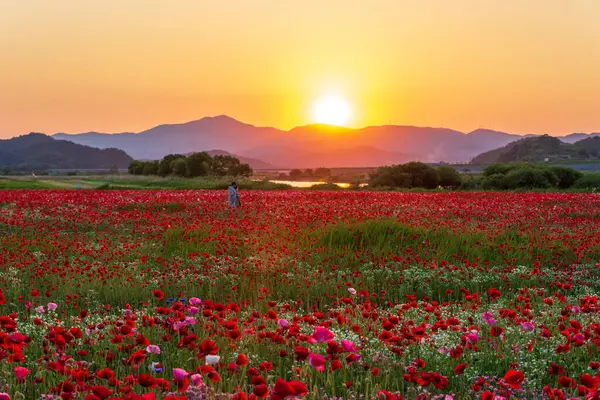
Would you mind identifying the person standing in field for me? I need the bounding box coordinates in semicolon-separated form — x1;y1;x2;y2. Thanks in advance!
228;182;241;208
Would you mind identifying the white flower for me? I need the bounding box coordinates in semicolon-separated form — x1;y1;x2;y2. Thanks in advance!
205;355;220;365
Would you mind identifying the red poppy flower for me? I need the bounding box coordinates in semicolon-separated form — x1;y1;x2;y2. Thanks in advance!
454;363;468;375
504;369;524;389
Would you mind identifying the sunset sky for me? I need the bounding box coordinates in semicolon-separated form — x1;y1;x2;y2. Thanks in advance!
1;0;599;138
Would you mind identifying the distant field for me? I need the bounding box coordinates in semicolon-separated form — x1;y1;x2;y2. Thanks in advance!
0;175;291;190
256;161;600;175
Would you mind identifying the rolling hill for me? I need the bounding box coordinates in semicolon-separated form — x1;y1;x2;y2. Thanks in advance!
0;133;132;170
471;135;600;163
47;115;600;168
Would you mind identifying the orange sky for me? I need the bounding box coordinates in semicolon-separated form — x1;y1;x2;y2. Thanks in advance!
1;0;599;138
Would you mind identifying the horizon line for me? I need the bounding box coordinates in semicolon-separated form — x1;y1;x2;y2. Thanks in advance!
7;114;600;139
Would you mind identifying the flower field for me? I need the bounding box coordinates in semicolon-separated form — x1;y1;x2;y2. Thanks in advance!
1;190;600;399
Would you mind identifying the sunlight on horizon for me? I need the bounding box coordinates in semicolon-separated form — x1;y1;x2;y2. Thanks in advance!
311;95;352;127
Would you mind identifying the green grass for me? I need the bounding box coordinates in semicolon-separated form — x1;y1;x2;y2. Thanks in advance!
0;178;54;189
308;218;584;267
0;176;292;190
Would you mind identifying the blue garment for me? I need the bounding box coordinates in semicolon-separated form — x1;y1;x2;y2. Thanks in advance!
228;186;239;207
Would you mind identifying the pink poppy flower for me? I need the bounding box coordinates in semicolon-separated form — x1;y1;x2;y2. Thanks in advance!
14;366;30;382
146;345;161;354
278;319;290;329
341;339;357;353
311;327;334;343
189;297;202;307
307;353;325;372
173;368;188;381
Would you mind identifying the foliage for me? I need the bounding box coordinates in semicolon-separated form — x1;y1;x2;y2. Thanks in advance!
185;152;211;177
549;166;583;189
209;154;252;177
572;172;600;189
370;162;446;189
130;153;253;178
481;163;588;190
481;173;507;190
158;154;185;177
437;165;462;188
289;169;303;180
128;160;159;175
170;158;187;177
502;166;556;189
482;163;525;177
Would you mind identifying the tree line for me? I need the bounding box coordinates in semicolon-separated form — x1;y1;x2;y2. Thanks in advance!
369;162;461;189
369;162;600;190
128;153;252;177
280;168;332;181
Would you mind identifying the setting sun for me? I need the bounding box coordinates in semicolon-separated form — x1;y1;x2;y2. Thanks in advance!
311;95;352;127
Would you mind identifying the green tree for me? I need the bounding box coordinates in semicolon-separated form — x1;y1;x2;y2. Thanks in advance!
437;165;461;188
481;173;506;190
369;163;440;189
128;160;143;175
403;162;440;189
573;173;600;189
234;163;253;177
549;166;583;189
314;167;331;178
502;167;555;189
289;169;303;181
209;155;252;177
158;154;185;176
170;158;188;177
142;161;159;176
483;163;521;177
186;152;212;177
369;166;411;188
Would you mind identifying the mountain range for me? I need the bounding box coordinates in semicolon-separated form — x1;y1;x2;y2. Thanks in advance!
0;133;132;170
49;115;600;168
472;135;600;164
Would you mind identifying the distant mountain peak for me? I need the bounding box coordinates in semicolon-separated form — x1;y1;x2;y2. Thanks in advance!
209;114;240;122
288;124;354;134
468;128;508;135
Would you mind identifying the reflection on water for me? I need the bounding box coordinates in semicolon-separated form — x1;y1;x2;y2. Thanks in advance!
269;180;352;188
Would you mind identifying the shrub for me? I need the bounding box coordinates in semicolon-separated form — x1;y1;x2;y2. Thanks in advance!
483;163;520;177
549;166;583;189
170;158;188;177
459;175;481;190
481;173;506;190
370;162;444;189
502;167;556;189
437;165;462;188
573;173;600;189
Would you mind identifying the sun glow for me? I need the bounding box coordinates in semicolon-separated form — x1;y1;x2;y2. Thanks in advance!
311;95;352;127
